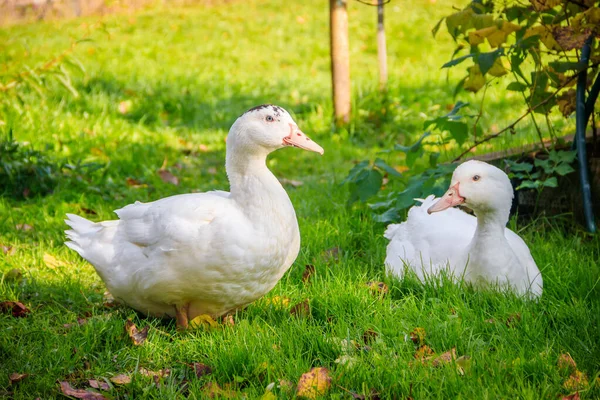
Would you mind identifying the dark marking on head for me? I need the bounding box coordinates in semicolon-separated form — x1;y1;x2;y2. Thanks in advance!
243;104;285;118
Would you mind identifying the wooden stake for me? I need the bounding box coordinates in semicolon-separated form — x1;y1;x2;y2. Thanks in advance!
330;0;351;125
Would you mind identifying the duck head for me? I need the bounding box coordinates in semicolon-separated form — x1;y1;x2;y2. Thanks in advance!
228;105;324;156
427;160;513;216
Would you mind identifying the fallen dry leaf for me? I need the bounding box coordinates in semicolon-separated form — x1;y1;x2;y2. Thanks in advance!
0;301;30;317
362;328;379;344
80;207;98;216
302;264;315;284
88;380;110;391
125;320;149;345
190;314;219;329
192;362;213;379
561;392;580;400
430;348;457;367
290;299;311;318
1;245;15;255
158;169;180;185
139;367;170;378
558;353;577;375
505;313;522;328
414;345;435;360
552;26;591;51
409;328;426;346
9;373;29;385
563;370;589;391
125;177;147;188
59;381;107;399
366;281;388;295
110;374;131;385
296;367;332;399
15;223;33;231
43;253;66;269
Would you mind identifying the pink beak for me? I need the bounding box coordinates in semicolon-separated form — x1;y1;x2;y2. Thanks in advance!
427;183;465;214
283;124;324;155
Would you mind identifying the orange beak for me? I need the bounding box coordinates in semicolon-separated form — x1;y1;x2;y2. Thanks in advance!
427;183;465;214
283;124;324;155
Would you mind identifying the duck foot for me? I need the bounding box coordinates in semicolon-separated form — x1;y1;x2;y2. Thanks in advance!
175;303;190;331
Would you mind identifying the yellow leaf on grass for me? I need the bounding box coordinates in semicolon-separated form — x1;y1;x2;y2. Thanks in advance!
190;314;219;329
43;253;66;269
296;367;332;399
110;374;131;385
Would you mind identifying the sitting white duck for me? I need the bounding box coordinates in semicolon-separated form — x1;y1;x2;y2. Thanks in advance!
384;160;543;298
65;105;324;328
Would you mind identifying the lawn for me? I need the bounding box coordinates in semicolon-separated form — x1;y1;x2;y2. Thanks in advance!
1;0;599;398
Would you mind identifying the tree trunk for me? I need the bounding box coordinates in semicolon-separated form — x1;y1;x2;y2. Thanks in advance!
377;0;387;91
330;0;351;125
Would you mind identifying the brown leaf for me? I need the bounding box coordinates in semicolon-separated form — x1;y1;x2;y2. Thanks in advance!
366;281;389;295
192;362;213;379
0;301;30;317
9;373;29;385
561;393;581;400
1;245;15;255
409;328;426;346
558;353;577;375
362;328;379;344
302;264;315;284
158;170;179;185
557;89;577;117
125;177;147;188
431;348;457;367
414;345;435;360
553;26;592;51
80;207;98;216
125;320;149;345
110;374;131;385
505;313;522;328
290;299;311;318
88;380;110;391
296;367;331;399
563;370;589;391
59;381;107;399
15;223;33;231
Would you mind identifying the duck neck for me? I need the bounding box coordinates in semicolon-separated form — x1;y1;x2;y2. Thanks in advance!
225;146;292;220
472;208;509;244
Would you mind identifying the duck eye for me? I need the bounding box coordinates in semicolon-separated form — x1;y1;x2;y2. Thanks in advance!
473;175;480;182
265;115;274;122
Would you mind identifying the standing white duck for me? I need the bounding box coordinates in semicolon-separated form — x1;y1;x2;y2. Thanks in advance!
384;160;543;298
65;105;324;328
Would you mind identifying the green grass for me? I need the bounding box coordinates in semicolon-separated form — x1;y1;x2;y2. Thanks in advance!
1;0;599;398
